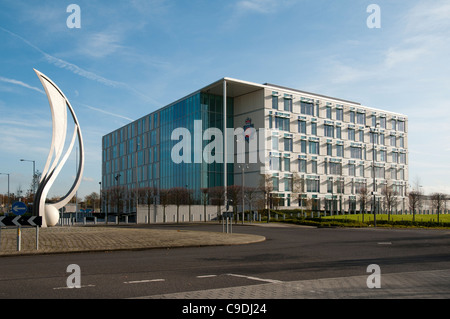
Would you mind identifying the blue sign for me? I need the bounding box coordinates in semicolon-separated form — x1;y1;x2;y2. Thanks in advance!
11;201;27;216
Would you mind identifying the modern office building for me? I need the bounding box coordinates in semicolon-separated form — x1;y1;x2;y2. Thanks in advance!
102;77;408;213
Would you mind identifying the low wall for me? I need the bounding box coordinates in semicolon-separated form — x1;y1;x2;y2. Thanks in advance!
136;205;222;224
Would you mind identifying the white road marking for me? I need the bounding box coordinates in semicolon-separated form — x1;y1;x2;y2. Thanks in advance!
124;279;165;284
196;275;218;278
53;284;95;290
378;242;392;245
227;273;283;284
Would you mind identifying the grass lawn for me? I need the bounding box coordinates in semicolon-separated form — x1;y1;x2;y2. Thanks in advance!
323;213;450;224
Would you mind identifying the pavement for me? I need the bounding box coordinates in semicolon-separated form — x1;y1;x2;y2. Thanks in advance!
140;269;450;299
0;223;266;256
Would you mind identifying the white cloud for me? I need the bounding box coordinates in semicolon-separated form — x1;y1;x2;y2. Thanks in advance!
235;0;292;14
77;31;124;59
0;76;45;94
78;102;134;122
0;27;160;104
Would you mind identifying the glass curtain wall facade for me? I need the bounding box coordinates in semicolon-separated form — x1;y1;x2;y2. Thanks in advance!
102;92;234;204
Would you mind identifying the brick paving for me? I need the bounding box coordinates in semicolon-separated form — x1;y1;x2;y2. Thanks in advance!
142;269;450;299
0;225;265;256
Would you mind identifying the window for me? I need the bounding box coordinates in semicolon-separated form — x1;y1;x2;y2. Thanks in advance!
299;159;307;173
300;140;307;153
327;143;332;156
391;119;397;131
272;136;279;150
309;141;319;155
358;164;365;177
284;138;293;152
300;102;314;116
327;179;333;193
350;146;362;159
348;163;356;176
311;160;318;173
380;150;386;162
275;117;290;131
336;144;344;157
307;177;320;193
284;178;292;191
270;156;280;171
357;112;365;125
348;128;355;141
390;135;396;147
372;115;377;127
375;167;385;179
399;168;404;180
399;136;404;148
329;162;342;175
398;121;405;132
272;177;279;191
311;122;317;136
298;120;306;134
359;130;364;143
392;152;398;163
284;97;292;112
379;117;386;129
399;153;406;164
272;95;278;110
283;158;291;172
391;167;396;179
336;108;343;121
269;115;273;129
349;111;355;123
336;126;341;139
379;134;385;145
370;132;379;144
326;106;332;119
336;179;344;194
355;181;366;194
324;125;334;138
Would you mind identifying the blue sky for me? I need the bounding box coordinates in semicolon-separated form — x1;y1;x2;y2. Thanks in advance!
0;0;449;200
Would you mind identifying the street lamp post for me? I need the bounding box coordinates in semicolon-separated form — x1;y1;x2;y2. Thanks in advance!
238;164;249;224
99;182;102;215
20;159;36;194
0;173;10;215
366;123;380;227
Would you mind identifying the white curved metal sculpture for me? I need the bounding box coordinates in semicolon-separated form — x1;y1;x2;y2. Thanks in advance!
33;69;84;227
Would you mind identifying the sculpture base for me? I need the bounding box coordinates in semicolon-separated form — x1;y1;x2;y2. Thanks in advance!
45;204;60;227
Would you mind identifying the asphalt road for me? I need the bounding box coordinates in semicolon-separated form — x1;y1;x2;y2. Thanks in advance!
1;223;450;300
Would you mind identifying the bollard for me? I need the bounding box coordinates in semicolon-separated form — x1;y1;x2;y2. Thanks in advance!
17;226;21;251
36;226;39;250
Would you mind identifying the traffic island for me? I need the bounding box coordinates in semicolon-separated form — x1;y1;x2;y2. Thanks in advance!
0;226;266;256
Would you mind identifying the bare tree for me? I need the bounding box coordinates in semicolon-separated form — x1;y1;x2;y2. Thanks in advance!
208;186;225;220
431;193;447;223
138;186;157;223
382;184;398;221
84;192;100;211
244;186;261;220
292;173;305;210
201;188;209;223
358;186;370;222
227;185;242;221
408;190;422;222
159;189;169;223
169;187;189;223
108;186;127;219
258;174;274;222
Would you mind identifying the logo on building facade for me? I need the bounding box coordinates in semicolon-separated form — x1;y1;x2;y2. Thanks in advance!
243;118;255;143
